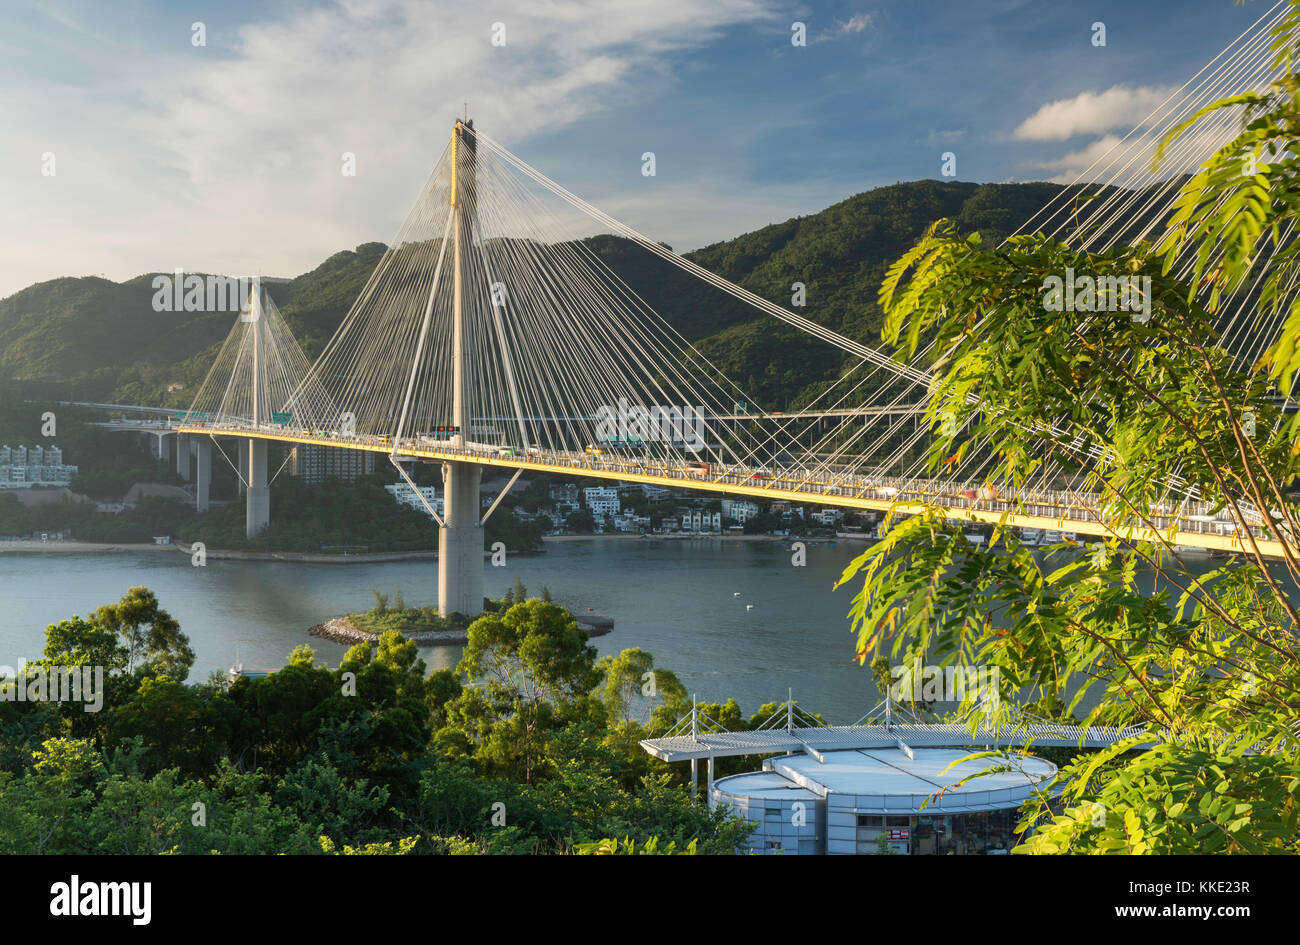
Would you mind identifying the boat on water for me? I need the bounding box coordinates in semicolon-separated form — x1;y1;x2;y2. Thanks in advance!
227;644;277;687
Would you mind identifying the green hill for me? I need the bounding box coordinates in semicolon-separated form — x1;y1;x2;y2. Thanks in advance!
0;179;1093;410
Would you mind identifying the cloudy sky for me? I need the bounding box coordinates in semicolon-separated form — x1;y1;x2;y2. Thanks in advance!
0;0;1278;299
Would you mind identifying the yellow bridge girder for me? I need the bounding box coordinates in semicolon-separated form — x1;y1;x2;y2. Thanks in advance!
176;425;1293;558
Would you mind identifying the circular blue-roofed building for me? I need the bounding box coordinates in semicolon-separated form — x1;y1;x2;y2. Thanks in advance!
710;747;1057;855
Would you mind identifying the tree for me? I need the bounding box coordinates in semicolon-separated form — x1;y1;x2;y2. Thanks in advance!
41;616;128;674
91;587;194;681
566;509;595;534
845;28;1300;849
455;600;600;782
595;648;688;727
459;600;599;706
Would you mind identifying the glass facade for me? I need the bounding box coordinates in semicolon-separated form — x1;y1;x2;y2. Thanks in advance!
854;809;1019;855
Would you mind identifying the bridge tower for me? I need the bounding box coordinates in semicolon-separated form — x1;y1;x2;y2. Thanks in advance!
439;118;485;617
246;280;270;538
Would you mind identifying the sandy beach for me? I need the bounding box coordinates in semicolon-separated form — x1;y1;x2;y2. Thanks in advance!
0;539;183;554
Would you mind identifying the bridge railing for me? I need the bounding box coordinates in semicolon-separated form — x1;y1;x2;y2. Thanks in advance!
176;418;1281;550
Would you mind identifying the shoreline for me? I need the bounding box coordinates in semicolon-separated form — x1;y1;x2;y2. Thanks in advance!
0;532;807;560
0;539;444;563
0;540;183;554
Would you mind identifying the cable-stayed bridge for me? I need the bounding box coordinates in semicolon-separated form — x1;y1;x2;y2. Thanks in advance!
167;2;1300;614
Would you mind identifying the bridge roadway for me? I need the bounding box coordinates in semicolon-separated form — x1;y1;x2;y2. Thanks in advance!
175;422;1292;558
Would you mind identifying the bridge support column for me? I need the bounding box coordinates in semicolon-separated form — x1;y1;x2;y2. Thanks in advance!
438;460;484;618
246;438;269;538
176;434;191;480
156;433;171;463
237;439;247;495
195;438;212;512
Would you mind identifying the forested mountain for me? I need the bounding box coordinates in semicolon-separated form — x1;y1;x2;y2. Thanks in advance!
0;179;1080;411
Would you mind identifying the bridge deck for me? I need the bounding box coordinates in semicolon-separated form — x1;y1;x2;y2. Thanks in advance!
175;423;1292;557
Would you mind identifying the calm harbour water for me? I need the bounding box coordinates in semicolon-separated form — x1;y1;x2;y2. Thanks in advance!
0;538;883;721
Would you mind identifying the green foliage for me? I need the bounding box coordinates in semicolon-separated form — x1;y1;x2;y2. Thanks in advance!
91;586;195;681
1153;12;1300;449
320;835;419;855
575;836;699;855
349;605;472;637
2;183;1096;417
0;589;747;855
845;53;1300;851
565;509;595;534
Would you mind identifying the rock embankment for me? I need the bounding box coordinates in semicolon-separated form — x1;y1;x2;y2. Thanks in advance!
309;613;613;647
309;617;380;645
309;616;472;646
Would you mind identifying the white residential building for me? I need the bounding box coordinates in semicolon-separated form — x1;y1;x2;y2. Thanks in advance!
384;483;443;518
584;486;621;517
549;484;579;504
0;444;78;489
612;512;651;532
683;509;722;533
722;499;760;523
810;508;845;526
549;484;580;514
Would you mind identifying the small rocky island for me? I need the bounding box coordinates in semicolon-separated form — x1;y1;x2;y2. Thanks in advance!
309;582;612;647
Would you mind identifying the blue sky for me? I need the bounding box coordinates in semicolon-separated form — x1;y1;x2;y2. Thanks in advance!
0;0;1280;298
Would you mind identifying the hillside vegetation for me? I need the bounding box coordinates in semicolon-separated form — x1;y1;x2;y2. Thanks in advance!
1;180;1088;410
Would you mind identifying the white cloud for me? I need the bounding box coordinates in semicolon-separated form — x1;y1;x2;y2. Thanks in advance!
1012;85;1176;142
1034;134;1128;182
813;12;875;43
1031;126;1230;185
839;14;875;34
0;0;779;299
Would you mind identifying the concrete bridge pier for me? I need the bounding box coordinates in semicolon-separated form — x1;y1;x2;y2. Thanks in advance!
246;438;269;538
155;432;171;463
176;434;191;480
195;438;212;512
438;459;484;617
237;440;248;495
